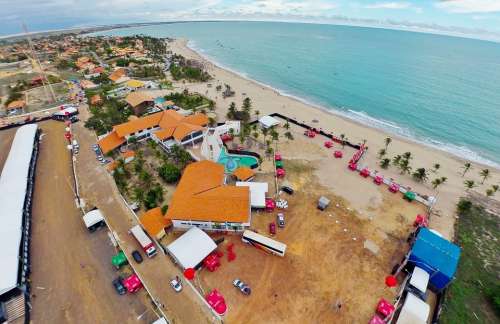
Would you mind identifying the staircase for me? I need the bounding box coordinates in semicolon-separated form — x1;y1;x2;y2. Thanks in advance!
4;294;25;322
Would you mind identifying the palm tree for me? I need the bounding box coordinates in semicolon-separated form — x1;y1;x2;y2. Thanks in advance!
252;131;259;140
431;178;442;190
479;169;490;184
399;159;412;175
392;155;402;166
464;180;476;191
284;120;290;130
384;137;392;150
412;168;428;182
402;152;412;161
492;185;499;193
255;110;260;120
133;187;145;204
284;131;294;141
486;189;494;197
432;163;440;173
378;148;387;159
380;158;390;169
461;162;472;177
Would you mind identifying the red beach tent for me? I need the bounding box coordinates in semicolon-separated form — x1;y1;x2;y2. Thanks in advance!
334;151;343;158
360;168;370;178
374;175;384;185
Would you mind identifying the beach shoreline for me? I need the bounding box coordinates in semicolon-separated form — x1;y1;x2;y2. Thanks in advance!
170;38;500;240
181;38;500;171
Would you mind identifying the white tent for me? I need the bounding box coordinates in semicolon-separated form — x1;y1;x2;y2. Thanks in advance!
236;182;268;208
259;116;280;129
0;124;38;295
396;292;430;324
167;227;217;269
83;209;105;230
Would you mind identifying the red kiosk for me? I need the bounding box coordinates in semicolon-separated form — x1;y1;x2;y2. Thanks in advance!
206;290;227;316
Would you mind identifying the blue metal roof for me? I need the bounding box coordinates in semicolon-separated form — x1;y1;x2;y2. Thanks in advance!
411;228;461;281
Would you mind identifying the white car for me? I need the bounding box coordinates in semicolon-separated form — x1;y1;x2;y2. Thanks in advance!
170;278;182;292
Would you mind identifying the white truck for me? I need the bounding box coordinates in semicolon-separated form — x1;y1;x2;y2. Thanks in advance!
130;225;157;258
83;209;106;232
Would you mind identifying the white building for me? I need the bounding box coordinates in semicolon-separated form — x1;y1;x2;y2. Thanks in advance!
166;227;217;269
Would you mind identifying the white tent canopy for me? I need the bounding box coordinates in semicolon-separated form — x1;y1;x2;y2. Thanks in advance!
236;182;268;208
0;124;38;295
396;292;430;324
166;227;216;270
259;115;280;129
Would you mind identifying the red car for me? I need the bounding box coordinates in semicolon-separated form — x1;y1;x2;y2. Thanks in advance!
123;274;143;293
206;290;227;316
269;222;276;235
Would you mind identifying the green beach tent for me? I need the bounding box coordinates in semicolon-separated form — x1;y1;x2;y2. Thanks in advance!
275;161;284;169
404;191;416;202
112;251;128;269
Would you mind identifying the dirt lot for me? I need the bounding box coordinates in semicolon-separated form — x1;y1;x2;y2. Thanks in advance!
24;121;156;324
193;159;426;323
0;127;16;170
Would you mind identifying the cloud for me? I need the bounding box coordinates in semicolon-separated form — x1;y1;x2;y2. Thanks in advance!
436;0;500;13
364;2;412;10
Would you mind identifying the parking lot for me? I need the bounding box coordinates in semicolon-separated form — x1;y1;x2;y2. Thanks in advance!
25;121;157;323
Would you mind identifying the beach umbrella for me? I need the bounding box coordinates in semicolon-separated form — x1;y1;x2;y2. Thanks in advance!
385;275;397;287
184;268;195;280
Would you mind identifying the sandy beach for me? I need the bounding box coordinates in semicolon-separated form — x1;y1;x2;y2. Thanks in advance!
169;38;500;240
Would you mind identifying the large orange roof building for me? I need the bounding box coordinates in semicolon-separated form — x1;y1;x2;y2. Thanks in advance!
97;109;208;154
165;160;251;231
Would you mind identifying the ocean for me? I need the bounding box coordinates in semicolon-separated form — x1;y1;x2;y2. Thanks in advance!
93;21;500;167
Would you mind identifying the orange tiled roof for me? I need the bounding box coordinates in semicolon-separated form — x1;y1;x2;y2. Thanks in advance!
114;112;162;137
109;68;126;82
98;131;126;154
140;207;172;237
90;94;102;105
165;161;250;223
98;110;208;153
232;167;255;181
125;91;154;107
6;100;26;110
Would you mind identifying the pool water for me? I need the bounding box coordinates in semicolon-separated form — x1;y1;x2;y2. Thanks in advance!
217;148;259;173
154;97;165;105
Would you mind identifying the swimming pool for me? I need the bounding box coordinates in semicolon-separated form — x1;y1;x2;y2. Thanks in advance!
217;148;259;173
154;97;165;105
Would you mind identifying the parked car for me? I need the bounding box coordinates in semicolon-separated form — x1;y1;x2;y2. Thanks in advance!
277;213;285;228
281;186;294;195
170;277;183;292
112;277;126;295
233;279;251;295
269;222;276;235
132;250;143;263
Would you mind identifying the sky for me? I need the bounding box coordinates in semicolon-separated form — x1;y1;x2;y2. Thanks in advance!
1;0;500;39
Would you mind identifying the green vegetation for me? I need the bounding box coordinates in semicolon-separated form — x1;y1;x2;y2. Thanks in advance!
56;59;76;70
164;91;213;111
170;63;211;82
440;199;500;324
84;97;131;135
133;65;164;78
158;163;181;183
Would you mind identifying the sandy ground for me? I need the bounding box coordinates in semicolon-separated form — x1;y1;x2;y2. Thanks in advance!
190;159;426;323
0;127;16;170
169;39;500;240
21;121;157;324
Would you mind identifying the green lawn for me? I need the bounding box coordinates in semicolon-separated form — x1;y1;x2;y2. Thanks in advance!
440;199;500;324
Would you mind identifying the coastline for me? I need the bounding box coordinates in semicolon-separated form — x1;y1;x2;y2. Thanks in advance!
185;38;500;170
170;38;500;239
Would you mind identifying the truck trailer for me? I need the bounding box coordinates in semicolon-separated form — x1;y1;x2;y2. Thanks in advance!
130;225;157;257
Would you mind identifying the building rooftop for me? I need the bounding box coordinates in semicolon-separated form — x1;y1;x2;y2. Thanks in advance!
165;160;250;223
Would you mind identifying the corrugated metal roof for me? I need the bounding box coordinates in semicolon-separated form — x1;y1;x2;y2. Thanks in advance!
0;124;38;295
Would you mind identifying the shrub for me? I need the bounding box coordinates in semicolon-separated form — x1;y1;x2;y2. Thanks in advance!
158;163;181;183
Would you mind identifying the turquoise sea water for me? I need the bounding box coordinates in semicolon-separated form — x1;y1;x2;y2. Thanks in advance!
94;22;500;166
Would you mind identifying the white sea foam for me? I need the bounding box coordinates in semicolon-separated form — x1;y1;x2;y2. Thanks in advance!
186;40;500;168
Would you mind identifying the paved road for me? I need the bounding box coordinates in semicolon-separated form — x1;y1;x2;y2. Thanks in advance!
72;106;216;324
29;121;157;324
